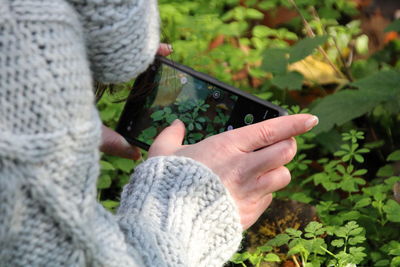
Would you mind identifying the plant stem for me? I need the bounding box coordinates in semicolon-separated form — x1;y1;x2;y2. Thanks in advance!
320;246;336;258
309;7;353;82
292;255;301;267
287;0;348;81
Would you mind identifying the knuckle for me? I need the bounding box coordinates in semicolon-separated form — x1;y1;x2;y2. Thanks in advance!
281;139;297;163
258;126;276;145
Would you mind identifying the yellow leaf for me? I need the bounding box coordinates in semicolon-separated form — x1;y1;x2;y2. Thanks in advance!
288;56;348;85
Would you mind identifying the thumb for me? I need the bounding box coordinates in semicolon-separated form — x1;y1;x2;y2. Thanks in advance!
100;125;141;160
149;119;186;157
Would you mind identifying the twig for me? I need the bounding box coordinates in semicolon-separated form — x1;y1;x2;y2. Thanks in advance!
287;0;348;81
292;255;301;267
310;7;354;82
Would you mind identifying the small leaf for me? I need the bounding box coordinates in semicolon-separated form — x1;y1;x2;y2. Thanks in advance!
230;252;250;263
354;154;364;163
392;256;400;267
354;198;371;209
271;71;304;90
264;253;281;262
259;245;273;252
353;169;367;176
288;36;329;63
349;235;366;245
151;110;165;121
246;8;264;19
332;239;345;247
266;233;290;246
101;200;120;210
114;158;134;173
387;150;400;161
383;200;400;223
261;48;289;75
97;174;112;189
100;160;115;171
377;165;395;177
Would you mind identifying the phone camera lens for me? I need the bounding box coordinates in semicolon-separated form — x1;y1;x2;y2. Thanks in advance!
180;76;188;84
212;90;221;99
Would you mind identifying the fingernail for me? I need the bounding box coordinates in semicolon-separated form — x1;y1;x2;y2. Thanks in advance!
167;44;173;52
132;149;142;161
121;138;142;160
305;115;319;130
171;119;181;126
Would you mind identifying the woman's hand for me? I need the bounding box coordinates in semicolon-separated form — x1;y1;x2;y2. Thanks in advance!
148;114;319;229
99;43;173;159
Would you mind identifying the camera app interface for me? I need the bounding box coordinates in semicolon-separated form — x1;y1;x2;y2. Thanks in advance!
122;62;278;147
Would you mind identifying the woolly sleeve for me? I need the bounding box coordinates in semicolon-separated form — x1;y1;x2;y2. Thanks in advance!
67;0;160;83
117;156;243;267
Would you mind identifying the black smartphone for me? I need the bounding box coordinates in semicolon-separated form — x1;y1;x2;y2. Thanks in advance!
116;56;287;150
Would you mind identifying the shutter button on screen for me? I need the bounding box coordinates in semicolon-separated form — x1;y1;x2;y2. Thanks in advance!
244;114;254;125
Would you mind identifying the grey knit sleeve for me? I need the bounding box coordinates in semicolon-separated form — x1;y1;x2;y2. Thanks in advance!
67;0;160;83
117;156;243;267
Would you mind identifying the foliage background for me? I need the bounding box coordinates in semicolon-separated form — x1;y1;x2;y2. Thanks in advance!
97;0;400;266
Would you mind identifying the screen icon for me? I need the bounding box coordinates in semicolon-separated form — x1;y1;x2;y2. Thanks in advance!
244;114;254;125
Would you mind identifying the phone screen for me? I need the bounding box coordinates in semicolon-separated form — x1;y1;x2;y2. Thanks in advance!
116;57;283;150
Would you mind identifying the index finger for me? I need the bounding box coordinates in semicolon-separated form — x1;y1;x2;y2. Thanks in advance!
225;114;318;152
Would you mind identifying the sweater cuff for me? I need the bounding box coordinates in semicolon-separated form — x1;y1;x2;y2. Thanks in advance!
117;156;243;267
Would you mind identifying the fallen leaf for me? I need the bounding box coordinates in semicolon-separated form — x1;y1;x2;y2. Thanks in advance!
288;56;348;85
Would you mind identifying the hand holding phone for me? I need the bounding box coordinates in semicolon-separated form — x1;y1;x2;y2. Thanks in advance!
116;56;287;150
149;114;319;229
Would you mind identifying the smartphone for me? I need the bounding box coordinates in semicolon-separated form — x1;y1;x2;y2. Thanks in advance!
116;56;287;150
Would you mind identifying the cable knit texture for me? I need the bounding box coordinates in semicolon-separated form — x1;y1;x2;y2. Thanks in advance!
0;0;243;266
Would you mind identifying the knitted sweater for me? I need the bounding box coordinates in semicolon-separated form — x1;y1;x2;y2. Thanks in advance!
0;0;243;266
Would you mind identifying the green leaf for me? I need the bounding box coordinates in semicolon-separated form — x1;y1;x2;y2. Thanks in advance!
352;70;400;94
261;48;289;75
252;25;273;38
271;71;304;90
258;245;273;252
166;114;178;124
97;174;112;189
100;160;115;171
354;154;364;163
101;200;120;210
267;233;290;246
230;252;250;263
339;211;361;221
264;253;281;262
332;239;345;247
385;19;400;32
151;110;165;121
375;260;390;266
114;158;134;173
311;71;400;134
348;235;366;245
349;247;367;263
288;36;329;63
383;200;400;223
286;228;302;238
305;221;324;235
288;243;309;257
354;198;371;209
392;256;400;267
246;8;264;19
387;150;400;161
377;164;395;177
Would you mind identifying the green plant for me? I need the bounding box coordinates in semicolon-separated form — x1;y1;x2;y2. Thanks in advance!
231;245;281;267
